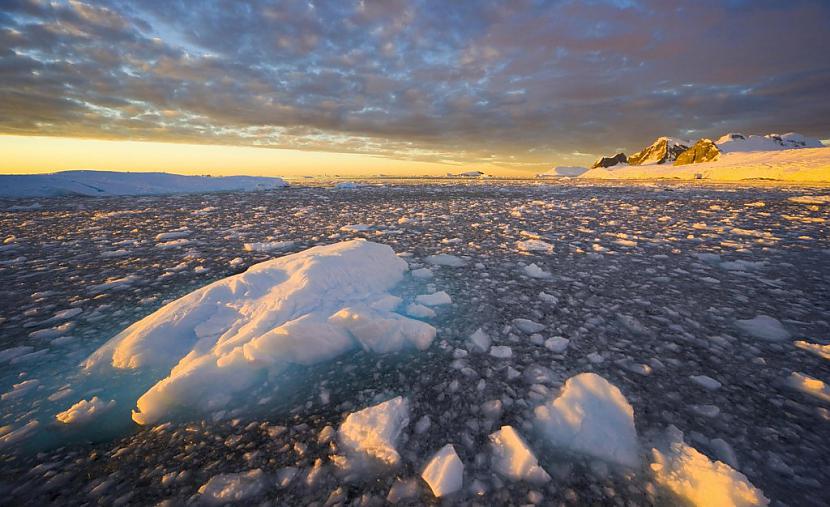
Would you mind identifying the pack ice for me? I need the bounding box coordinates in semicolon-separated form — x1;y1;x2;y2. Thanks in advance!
82;240;436;425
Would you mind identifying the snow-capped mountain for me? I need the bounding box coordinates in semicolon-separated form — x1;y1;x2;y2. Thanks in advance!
715;132;823;153
674;139;720;165
627;137;692;165
590;153;627;169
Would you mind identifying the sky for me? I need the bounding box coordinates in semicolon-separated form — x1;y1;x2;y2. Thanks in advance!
1;0;829;177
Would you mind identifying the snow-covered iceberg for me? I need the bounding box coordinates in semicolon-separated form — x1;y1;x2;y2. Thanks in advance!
83;239;436;425
0;170;287;198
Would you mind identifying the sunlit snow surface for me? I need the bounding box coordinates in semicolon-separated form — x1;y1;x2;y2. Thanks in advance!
1;180;829;505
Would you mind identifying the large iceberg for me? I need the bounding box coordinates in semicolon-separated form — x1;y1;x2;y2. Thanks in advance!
82;239;436;425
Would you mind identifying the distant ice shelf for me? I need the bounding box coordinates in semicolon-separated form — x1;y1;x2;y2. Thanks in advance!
0;170;288;198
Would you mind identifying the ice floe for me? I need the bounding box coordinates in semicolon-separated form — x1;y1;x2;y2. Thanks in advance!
83;240;436;425
55;397;116;425
534;372;640;467
489;425;550;483
197;469;266;505
421;444;464;497
735;315;790;341
335;396;410;470
651;429;769;507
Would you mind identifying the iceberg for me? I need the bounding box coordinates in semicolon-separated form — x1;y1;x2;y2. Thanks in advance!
83;239;436;425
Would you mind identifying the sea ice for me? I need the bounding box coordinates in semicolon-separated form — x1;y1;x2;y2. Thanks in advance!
489;425;551;483
534;372;640;467
787;372;830;403
415;291;452;306
425;254;466;267
513;318;545;334
421;444;464;497
524;263;551;278
735;315;790;341
83;240;436;425
794;340;830;360
243;240;295;252
336;397;410;468
55;397;116;425
197;469;266;505
544;337;569;353
405;303;436;318
690;375;722;391
468;328;491;352
651;435;768;507
517;239;554;253
410;267;433;279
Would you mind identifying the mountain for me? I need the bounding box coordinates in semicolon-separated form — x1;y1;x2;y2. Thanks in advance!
591;153;627;169
674;139;720;165
627;137;691;165
716;132;823;153
536;166;588;178
581;145;830;182
0;170;288;198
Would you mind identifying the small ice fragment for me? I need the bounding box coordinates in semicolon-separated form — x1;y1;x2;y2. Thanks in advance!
489;346;513;359
468;328;491;353
338;397;410;466
513;318;545;334
197;469;265;505
425;254;466;267
421;444;464;497
406;303;436;318
524;263;551;278
415;291;452;306
55;397;116;425
735;315;790;341
544;336;569;353
411;268;433;279
787;372;830;403
690;375;722;391
489;425;550;483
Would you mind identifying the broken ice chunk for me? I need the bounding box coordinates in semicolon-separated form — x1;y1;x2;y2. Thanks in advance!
55;397;116;425
690;375;722;391
489;425;550;483
197;469;266;505
421;444;464;497
534;372;639;467
468;328;491;353
415;291;452;306
651;431;768;507
544;336;569;353
513;318;545;334
337;396;410;467
735;315;790;341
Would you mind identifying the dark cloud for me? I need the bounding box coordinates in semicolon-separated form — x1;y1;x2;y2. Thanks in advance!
1;0;829;171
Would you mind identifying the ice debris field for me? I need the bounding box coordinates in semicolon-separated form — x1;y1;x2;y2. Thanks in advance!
0;181;829;505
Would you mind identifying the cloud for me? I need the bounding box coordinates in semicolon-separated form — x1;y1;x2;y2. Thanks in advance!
0;0;828;171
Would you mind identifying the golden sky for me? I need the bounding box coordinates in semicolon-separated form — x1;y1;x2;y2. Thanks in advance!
0;135;530;178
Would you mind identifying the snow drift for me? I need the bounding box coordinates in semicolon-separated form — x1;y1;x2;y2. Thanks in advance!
0;170;288;198
83;239;436;425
